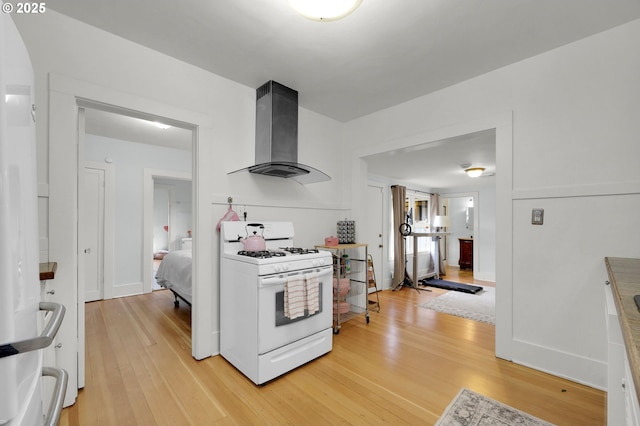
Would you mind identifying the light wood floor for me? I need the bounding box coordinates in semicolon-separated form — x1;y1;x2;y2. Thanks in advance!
60;267;604;425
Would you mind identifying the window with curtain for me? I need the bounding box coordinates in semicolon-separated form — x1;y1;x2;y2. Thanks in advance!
405;190;430;254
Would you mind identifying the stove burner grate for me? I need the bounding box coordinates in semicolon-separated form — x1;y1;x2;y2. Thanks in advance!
237;250;286;258
279;247;320;255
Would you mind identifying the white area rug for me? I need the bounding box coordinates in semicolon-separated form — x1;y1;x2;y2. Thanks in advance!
418;287;495;325
436;388;554;426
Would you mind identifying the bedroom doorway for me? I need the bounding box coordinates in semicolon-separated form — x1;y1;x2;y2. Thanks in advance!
80;105;193;299
439;193;479;277
145;173;192;294
49;74;214;405
77;100;195;389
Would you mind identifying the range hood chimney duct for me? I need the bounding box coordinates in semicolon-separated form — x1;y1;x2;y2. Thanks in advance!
229;81;331;184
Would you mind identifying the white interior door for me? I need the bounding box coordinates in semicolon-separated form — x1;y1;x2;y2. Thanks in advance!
153;184;170;253
365;184;385;290
82;167;105;302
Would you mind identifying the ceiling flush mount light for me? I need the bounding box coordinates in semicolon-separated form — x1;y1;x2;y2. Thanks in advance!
465;167;485;178
289;0;363;22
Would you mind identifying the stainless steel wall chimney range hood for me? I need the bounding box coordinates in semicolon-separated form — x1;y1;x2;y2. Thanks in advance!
229;81;331;184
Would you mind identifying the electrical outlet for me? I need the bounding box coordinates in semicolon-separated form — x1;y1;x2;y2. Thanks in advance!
531;208;544;225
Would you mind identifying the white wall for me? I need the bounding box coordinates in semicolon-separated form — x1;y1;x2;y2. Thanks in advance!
85;134;191;292
347;20;640;388
14;10;347;406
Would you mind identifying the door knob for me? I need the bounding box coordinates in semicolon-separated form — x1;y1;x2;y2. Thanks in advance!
84;248;91;254
379;244;383;248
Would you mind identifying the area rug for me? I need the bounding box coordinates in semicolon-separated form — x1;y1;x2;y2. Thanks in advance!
418;287;495;325
436;388;554;426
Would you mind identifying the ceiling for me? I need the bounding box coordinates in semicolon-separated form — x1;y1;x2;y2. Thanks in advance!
364;129;496;190
48;0;640;122
58;0;640;188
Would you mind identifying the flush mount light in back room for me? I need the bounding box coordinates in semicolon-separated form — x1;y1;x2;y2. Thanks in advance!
465;167;485;178
289;0;363;21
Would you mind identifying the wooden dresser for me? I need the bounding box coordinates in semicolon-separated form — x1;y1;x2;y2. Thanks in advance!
458;238;473;270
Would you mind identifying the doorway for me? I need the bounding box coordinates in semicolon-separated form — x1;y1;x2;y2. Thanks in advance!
80;106;193;299
77;101;194;390
353;112;511;359
365;184;386;290
362;131;495;287
48;74;216;406
143;172;192;294
440;193;479;278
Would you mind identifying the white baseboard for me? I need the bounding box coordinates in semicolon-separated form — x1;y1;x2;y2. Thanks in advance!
511;338;605;390
474;271;495;282
112;281;143;299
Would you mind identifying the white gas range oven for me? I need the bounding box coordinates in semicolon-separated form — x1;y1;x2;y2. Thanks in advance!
219;221;333;385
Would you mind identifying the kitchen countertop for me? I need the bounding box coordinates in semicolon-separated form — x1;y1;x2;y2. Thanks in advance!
605;257;640;402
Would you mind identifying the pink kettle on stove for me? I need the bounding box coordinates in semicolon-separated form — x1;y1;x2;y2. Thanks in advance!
238;223;267;251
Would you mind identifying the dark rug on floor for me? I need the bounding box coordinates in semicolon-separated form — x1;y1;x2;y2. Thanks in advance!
420;279;483;294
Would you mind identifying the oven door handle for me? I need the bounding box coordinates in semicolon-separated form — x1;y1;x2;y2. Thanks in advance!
260;267;332;288
260;275;289;287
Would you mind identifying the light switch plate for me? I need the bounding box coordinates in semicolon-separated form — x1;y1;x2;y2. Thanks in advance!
532;208;544;225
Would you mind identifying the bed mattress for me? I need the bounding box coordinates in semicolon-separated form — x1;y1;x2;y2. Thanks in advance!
155;249;192;304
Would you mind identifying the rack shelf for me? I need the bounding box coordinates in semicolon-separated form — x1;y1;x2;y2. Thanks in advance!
315;243;369;334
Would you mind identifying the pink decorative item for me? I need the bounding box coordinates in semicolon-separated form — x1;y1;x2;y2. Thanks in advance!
238;223;266;251
216;204;241;231
333;301;350;314
333;278;350;298
324;236;339;246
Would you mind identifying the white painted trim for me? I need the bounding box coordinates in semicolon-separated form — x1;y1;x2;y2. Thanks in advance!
510;338;606;390
112;282;145;299
513;180;640;200
37;183;49;196
494;112;514;360
474;271;496;282
210;193;349;211
77;108;86;390
48;73;216;408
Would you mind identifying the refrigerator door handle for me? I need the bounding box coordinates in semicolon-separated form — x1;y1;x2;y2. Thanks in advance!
42;366;68;426
0;302;66;358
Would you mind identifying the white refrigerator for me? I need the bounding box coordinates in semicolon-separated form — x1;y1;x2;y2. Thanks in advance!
0;7;67;426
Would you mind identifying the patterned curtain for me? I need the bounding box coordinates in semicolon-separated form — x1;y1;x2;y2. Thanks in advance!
391;185;407;289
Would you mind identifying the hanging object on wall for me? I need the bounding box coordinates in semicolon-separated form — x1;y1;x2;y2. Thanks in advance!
216;197;241;231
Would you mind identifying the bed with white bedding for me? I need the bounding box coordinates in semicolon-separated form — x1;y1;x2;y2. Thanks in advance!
155;249;192;307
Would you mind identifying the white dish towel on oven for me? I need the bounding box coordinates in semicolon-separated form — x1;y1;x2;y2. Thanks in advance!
284;275;306;319
305;272;320;314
